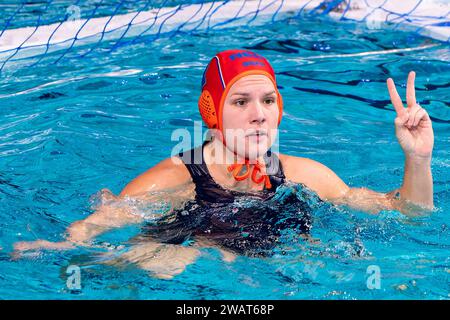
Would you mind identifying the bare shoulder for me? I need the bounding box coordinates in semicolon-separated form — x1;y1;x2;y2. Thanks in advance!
278;153;349;200
279;153;337;179
118;156;193;198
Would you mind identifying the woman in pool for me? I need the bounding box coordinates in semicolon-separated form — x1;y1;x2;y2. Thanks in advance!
13;49;434;279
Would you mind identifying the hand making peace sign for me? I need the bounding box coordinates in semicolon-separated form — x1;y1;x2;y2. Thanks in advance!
387;71;434;159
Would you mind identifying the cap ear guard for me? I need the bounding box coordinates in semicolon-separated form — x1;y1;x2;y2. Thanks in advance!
198;90;217;129
277;91;283;125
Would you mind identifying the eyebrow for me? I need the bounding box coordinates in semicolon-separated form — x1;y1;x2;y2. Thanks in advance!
231;90;276;97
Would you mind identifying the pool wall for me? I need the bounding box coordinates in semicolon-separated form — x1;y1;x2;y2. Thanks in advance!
0;0;448;72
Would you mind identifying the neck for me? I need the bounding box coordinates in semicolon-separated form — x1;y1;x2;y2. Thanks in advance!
204;138;269;191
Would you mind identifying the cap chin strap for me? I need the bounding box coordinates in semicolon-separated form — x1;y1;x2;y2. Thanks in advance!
216;131;272;190
227;160;272;190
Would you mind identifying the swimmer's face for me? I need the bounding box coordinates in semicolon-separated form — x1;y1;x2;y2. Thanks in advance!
221;74;279;160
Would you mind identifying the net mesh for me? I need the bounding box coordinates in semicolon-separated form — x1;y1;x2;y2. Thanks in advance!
0;0;448;72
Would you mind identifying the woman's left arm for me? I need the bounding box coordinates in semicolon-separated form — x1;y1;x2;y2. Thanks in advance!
284;71;434;216
339;71;434;215
384;71;434;212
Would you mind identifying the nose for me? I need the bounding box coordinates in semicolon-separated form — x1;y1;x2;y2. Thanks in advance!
248;100;266;125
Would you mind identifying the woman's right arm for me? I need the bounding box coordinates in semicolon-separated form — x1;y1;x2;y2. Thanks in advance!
13;157;194;254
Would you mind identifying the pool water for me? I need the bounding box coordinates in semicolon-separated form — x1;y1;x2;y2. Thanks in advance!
0;13;449;299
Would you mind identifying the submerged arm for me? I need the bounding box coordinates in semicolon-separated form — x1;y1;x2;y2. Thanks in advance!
13;157;194;253
65;190;144;246
282;155;433;217
12;191;143;252
334;155;433;216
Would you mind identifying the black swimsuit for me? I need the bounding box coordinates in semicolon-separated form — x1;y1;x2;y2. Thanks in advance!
141;141;313;257
181;140;286;203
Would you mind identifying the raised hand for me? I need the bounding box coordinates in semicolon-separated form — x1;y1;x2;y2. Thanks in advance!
386;71;434;159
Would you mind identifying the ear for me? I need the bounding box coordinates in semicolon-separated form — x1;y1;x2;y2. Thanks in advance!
198;90;218;129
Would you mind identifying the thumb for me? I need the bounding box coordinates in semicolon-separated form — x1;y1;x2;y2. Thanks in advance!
394;109;410;128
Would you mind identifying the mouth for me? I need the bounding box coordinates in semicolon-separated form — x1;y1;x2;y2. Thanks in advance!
246;130;268;138
246;130;268;143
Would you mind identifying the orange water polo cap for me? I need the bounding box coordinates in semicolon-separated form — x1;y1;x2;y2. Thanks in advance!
198;49;283;190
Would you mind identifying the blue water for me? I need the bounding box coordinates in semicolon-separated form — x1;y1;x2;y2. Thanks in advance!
0;13;449;299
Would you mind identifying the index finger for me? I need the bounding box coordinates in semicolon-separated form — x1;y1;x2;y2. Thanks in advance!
386;78;406;116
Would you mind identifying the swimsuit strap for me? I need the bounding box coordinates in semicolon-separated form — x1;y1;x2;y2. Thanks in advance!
179;141;286;202
263;149;285;189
